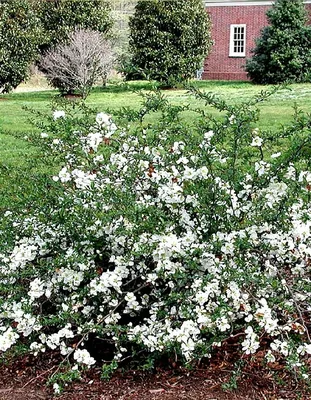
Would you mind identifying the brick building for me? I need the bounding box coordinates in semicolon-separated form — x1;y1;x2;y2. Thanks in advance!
203;0;311;80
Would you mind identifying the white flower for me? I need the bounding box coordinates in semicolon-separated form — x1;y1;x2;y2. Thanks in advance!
56;267;84;289
30;342;46;356
285;164;296;180
62;304;69;312
53;167;71;183
53;383;61;394
251;136;263;147
85;132;103;152
0;327;19;351
96;112;111;126
271;339;289;356
176;156;189;165
171;141;185;154
255;161;270;176
73;349;96;366
265;350;275;363
28;278;45;300
245;314;253;322
40;132;49;138
53;110;65;120
71;169;96;190
229;115;236;124
241;326;259;355
216;316;230;332
204;130;214;140
95;112;118;137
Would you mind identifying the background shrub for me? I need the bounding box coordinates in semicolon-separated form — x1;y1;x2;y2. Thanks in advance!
127;0;212;86
246;0;311;84
0;0;43;93
35;0;113;52
40;29;115;98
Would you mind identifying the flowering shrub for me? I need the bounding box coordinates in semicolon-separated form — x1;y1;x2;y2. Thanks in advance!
1;87;311;390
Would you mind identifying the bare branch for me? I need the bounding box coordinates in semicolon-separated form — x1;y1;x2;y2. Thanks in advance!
40;28;115;98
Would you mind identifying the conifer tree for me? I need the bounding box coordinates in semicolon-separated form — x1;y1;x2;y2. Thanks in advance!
246;0;311;84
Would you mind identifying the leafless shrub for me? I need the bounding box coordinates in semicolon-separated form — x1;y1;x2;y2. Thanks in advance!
40;29;115;98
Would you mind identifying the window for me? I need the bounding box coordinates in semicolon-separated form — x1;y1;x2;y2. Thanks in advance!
229;24;246;57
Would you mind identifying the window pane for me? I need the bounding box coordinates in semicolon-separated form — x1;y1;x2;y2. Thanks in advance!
230;25;246;55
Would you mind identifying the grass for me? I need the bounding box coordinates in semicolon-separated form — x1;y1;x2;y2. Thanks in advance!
2;80;311;136
2;79;311;210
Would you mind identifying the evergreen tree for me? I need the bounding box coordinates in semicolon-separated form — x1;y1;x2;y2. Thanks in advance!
127;0;212;86
36;0;113;52
0;0;43;93
246;0;311;84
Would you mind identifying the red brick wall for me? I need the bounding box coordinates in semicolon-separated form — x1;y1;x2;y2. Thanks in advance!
203;4;311;81
203;5;270;81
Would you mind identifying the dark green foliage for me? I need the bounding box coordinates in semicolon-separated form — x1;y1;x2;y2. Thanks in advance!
246;0;311;84
127;0;212;86
0;0;42;93
35;0;113;52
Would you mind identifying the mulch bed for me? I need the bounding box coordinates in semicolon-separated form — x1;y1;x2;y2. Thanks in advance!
0;348;308;400
63;94;83;101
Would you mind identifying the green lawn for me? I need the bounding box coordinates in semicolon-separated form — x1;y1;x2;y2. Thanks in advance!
2;80;311;134
1;80;311;210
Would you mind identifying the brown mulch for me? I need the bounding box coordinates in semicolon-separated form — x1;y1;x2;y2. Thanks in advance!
63;94;83;100
0;350;308;400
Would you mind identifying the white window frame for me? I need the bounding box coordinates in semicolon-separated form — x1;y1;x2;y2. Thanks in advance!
229;24;246;57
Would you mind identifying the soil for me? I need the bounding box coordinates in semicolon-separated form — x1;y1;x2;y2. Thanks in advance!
63;93;83;100
0;351;308;400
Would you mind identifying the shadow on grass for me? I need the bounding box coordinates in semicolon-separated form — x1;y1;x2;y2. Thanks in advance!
91;81;159;94
92;80;255;95
194;80;253;89
1;90;56;102
1;80;256;102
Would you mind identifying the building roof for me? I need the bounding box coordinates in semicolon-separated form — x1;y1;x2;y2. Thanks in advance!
205;0;270;2
205;0;311;5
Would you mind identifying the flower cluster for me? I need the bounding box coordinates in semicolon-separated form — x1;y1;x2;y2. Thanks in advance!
1;90;311;385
